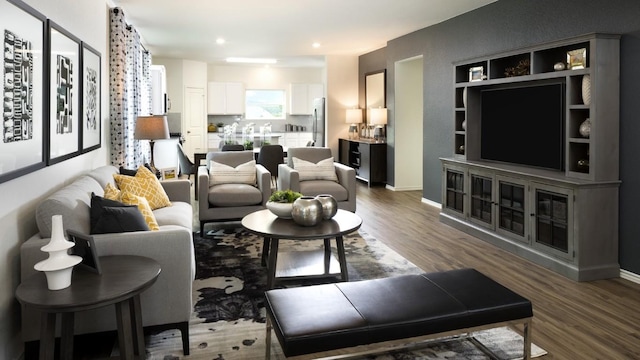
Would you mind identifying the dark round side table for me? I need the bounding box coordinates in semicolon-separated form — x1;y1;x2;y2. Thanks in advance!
16;255;161;360
242;209;362;289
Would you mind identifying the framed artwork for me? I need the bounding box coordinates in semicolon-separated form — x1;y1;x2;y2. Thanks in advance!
80;42;101;153
160;167;178;180
469;66;485;82
567;48;587;70
0;0;47;184
66;229;102;274
47;20;81;165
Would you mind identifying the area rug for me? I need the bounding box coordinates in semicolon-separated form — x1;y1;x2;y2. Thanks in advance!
145;228;546;359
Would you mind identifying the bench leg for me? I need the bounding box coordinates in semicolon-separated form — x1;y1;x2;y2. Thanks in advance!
336;236;348;281
523;319;532;360
265;316;272;360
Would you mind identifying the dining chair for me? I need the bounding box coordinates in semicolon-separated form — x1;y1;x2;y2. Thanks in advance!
221;144;245;151
176;143;197;180
257;145;284;190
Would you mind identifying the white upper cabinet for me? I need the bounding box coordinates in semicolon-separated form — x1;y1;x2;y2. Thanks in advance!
289;83;323;115
207;82;245;115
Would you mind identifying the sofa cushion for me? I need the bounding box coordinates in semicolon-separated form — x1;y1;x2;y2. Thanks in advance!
292;157;338;182
153;201;193;229
113;165;172;210
91;193;137;233
36;176;103;238
299;180;348;201
209;159;256;186
208;183;263;207
87;165;119;189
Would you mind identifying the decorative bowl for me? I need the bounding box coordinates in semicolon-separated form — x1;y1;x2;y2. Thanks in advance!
266;201;293;219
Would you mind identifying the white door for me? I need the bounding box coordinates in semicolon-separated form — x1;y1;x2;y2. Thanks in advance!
184;87;205;162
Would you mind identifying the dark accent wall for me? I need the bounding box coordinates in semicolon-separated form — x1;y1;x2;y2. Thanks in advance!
359;0;640;274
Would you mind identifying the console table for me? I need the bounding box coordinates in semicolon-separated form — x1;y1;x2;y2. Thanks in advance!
15;255;161;360
338;138;386;186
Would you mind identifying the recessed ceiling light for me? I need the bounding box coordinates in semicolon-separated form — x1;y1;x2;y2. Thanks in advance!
312;42;321;48
216;38;225;45
226;57;277;64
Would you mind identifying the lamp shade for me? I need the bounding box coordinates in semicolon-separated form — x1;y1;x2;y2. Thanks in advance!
134;115;170;140
346;108;363;124
369;108;387;125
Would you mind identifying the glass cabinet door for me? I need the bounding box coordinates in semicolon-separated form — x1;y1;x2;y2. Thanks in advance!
496;176;528;243
444;168;465;215
531;183;573;260
469;172;493;228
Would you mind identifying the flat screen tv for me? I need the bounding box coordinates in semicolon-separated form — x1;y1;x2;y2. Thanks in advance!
480;82;565;171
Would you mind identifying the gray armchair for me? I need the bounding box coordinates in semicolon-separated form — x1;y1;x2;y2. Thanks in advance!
198;151;271;234
277;147;356;212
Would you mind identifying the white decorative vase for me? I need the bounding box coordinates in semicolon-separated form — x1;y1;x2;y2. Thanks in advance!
581;74;591;106
34;215;82;290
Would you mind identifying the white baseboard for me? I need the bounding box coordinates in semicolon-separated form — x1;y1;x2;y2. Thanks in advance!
384;184;422;192
421;197;441;209
620;269;640;284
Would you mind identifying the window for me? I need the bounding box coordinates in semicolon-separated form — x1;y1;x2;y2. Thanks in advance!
245;89;285;120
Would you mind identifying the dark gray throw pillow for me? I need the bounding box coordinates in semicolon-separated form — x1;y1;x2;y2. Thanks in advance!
90;192;150;234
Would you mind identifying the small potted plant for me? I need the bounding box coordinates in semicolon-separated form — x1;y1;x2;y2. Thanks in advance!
267;190;302;219
216;122;225;132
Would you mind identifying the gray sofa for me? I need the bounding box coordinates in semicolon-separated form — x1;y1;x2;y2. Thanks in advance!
19;165;195;354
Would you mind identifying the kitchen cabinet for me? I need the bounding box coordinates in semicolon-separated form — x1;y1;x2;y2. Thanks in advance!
207;82;244;115
283;132;313;148
207;133;222;149
289;83;323;115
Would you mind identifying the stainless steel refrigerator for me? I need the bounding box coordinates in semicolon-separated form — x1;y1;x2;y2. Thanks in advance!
312;97;325;147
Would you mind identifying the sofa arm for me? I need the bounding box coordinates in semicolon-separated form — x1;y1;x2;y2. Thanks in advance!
198;166;210;209
277;164;300;192
161;179;191;203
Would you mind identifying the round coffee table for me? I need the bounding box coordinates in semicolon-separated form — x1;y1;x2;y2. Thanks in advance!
242;209;362;289
15;255;160;360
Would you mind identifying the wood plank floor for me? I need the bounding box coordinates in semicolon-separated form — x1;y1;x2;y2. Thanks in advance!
354;183;640;359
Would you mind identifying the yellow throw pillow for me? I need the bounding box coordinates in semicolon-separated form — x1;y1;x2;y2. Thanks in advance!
119;191;160;231
113;165;172;210
104;182;121;200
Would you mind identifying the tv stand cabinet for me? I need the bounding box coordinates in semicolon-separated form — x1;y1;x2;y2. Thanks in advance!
441;33;620;281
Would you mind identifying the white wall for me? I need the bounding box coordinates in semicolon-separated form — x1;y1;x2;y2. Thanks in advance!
325;56;359;157
0;1;109;359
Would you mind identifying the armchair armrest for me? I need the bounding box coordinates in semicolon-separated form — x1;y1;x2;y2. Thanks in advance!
256;164;271;205
334;162;356;200
277;163;300;192
161;179;191;203
198;166;210;209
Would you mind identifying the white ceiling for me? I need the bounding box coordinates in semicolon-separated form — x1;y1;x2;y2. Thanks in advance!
110;0;496;67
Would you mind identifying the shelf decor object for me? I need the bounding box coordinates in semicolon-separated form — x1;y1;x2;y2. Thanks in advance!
469;66;485;81
34;215;82;290
567;48;587;69
582;74;592;105
579;118;591;138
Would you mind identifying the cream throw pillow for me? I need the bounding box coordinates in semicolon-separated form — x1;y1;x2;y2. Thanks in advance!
292;157;338;182
209;160;257;186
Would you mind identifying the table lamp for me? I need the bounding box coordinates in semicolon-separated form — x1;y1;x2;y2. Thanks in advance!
134;115;169;171
369;107;387;142
346;108;363;140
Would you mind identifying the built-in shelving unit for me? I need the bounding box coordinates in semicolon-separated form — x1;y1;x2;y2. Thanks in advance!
441;33;621;281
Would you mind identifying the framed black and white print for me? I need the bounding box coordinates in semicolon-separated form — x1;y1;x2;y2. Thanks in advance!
0;0;46;184
47;20;81;165
80;42;101;153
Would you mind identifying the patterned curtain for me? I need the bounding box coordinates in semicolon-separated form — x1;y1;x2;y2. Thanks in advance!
109;7;152;168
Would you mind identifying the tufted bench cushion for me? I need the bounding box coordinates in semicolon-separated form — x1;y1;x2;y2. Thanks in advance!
264;268;533;359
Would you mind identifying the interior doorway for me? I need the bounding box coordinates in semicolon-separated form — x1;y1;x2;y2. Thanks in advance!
394;56;424;190
183;87;206;161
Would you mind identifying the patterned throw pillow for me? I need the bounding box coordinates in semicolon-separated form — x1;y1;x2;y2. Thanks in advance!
113;165;172;210
292;157;338;182
103;184;160;231
209;160;256;186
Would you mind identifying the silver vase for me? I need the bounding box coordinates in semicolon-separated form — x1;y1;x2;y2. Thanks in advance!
315;194;338;219
291;196;323;226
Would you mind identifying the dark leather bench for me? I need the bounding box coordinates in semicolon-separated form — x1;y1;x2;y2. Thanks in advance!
264;268;533;359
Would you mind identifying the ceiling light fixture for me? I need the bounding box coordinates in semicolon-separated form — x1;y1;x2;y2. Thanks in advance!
226;57;277;64
312;42;321;48
216;38;225;45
